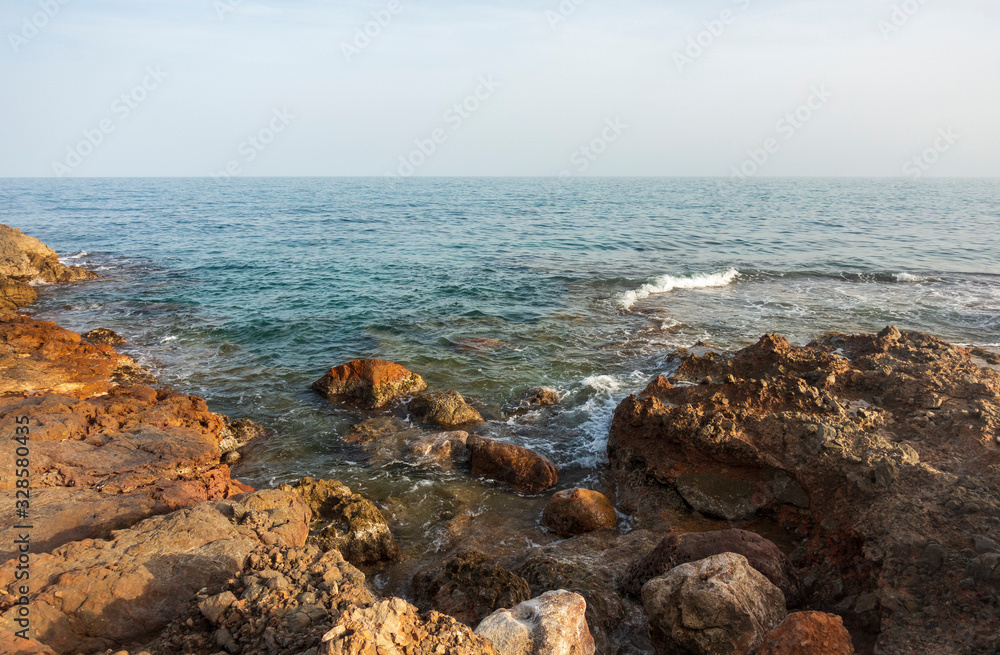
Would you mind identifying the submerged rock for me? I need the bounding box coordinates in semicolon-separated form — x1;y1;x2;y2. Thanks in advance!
407;430;471;470
642;552;787;655
312;358;427;409
475;590;596;655
623;529;803;607
609;328;1000;653
541;488;618;536
409;389;484;428
757;612;856;655
468;434;559;494
82;327;126;345
278;477;399;565
412;549;532;625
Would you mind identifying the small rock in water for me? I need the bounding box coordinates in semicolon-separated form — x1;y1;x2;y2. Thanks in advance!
541;488;617;537
412;550;532;625
312;358;427;409
467;435;559;494
409;390;484;428
83;327;126;345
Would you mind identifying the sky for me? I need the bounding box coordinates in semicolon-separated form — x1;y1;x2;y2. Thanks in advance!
0;0;998;177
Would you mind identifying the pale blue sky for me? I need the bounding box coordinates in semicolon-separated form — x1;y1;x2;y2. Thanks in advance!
1;0;997;177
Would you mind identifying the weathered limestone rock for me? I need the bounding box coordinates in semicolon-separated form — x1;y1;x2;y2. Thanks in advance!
756;612;856;655
467;435;559;494
623;529;803;607
278;477;399;565
541;488;617;537
312;359;427;409
0;490;310;654
321;597;501;655
82;327;126;345
0;225;96;284
412;549;532;625
641;553;787;655
475;590;596;655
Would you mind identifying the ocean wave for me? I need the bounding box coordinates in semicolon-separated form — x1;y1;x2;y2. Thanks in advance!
619;268;740;310
894;272;927;283
61;251;88;261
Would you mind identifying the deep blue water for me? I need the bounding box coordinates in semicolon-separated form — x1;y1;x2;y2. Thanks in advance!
2;177;998;571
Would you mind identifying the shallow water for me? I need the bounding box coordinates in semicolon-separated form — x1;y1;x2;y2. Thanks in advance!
4;177;999;584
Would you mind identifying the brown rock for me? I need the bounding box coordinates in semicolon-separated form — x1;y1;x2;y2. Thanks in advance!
0;630;57;655
642;552;787;655
0;490;310;654
0;278;36;315
82;327;126;345
623;529;803;606
541;488;617;537
0;224;96;284
521;387;560;407
757;612;855;655
312;359;427;409
407;430;470;470
278;477;399;565
467;435;559;494
412;550;532;625
409;390;484;428
320;597;501;655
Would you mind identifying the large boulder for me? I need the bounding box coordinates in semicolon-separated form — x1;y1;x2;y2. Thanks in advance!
409;390;484;428
609;329;1000;654
541;488;617;537
468;435;559;494
641;552;787;655
412;549;532;625
0;490;310;654
756;612;856;655
475;590;596;655
321;597;501;655
623;529;802;606
312;359;427;409
278;477;399;565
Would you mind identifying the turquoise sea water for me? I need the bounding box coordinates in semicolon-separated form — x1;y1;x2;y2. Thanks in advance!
3;177;998;580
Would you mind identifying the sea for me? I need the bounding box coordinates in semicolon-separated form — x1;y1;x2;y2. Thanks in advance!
2;177;998;585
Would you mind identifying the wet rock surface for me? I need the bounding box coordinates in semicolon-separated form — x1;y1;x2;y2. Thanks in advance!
541;488;618;537
278;477;400;566
642;552;787;655
412;549;532;626
609;328;1000;654
408;389;484;428
82;327;127;345
312;359;427;409
468;434;559;494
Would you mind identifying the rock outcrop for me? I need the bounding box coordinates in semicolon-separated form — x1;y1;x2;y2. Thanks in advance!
0;490;310;654
641;552;787;655
541;488;617;537
756;612;856;655
278;477;400;565
609;328;1000;653
0;224;96;315
409;390;484;428
623;529;802;606
475;590;596;655
468;435;559;494
312;359;427;409
412;549;532;625
82;327;126;345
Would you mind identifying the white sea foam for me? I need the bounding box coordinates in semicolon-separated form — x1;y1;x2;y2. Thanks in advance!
581;374;621;394
894;272;926;283
619;268;740;310
62;251;88;261
160;336;178;343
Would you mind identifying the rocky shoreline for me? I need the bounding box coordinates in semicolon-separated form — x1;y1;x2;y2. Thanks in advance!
2;225;999;655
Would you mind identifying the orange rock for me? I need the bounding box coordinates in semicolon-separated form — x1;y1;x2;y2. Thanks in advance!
467;435;559;494
757;612;855;655
542;488;617;536
312;359;427;409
